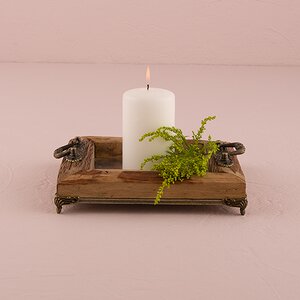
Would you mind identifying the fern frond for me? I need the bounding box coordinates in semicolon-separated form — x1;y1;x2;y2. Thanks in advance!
140;116;218;204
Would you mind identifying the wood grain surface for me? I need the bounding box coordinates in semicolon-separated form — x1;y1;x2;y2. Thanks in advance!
56;136;246;200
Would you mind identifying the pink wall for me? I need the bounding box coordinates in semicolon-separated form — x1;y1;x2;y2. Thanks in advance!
0;0;300;65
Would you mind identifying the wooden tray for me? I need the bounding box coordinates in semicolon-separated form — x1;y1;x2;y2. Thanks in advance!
54;136;247;215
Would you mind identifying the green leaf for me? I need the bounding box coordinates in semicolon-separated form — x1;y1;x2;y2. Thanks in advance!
140;116;218;204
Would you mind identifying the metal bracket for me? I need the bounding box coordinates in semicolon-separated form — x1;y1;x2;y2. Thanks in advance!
215;142;246;167
54;195;79;214
53;137;86;162
224;198;248;215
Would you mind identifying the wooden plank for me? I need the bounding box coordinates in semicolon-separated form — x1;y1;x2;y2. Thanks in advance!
88;136;122;158
57;169;246;199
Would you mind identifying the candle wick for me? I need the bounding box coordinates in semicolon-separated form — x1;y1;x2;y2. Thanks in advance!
147;84;150;90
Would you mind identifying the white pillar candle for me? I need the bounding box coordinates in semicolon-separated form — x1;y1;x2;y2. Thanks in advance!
122;87;175;170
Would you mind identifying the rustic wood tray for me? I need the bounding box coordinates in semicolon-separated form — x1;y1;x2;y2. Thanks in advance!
54;136;247;215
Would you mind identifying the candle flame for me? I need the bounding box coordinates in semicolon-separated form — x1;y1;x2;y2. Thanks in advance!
146;65;151;85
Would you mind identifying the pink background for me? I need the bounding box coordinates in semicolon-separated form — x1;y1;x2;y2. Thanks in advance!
1;0;300;65
0;64;299;299
1;0;300;298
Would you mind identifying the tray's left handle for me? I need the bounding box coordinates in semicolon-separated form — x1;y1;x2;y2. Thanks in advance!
53;137;86;162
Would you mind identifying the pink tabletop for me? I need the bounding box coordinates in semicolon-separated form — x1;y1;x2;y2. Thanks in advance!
0;63;299;299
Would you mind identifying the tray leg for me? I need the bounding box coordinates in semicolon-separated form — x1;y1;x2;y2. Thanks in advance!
54;195;78;214
224;198;248;215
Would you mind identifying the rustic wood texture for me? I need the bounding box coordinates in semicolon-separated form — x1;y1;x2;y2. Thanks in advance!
57;137;95;182
56;136;246;201
57;170;245;200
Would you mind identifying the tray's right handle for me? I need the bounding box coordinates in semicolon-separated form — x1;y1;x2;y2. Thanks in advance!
215;142;246;167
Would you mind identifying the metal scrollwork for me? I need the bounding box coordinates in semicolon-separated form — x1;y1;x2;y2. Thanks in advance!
224;198;248;215
54;195;79;214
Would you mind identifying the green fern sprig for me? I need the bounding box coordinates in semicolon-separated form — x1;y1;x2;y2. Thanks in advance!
139;116;219;205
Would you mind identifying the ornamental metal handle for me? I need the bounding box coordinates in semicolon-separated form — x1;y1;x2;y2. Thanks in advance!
215;142;246;167
53;137;86;162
